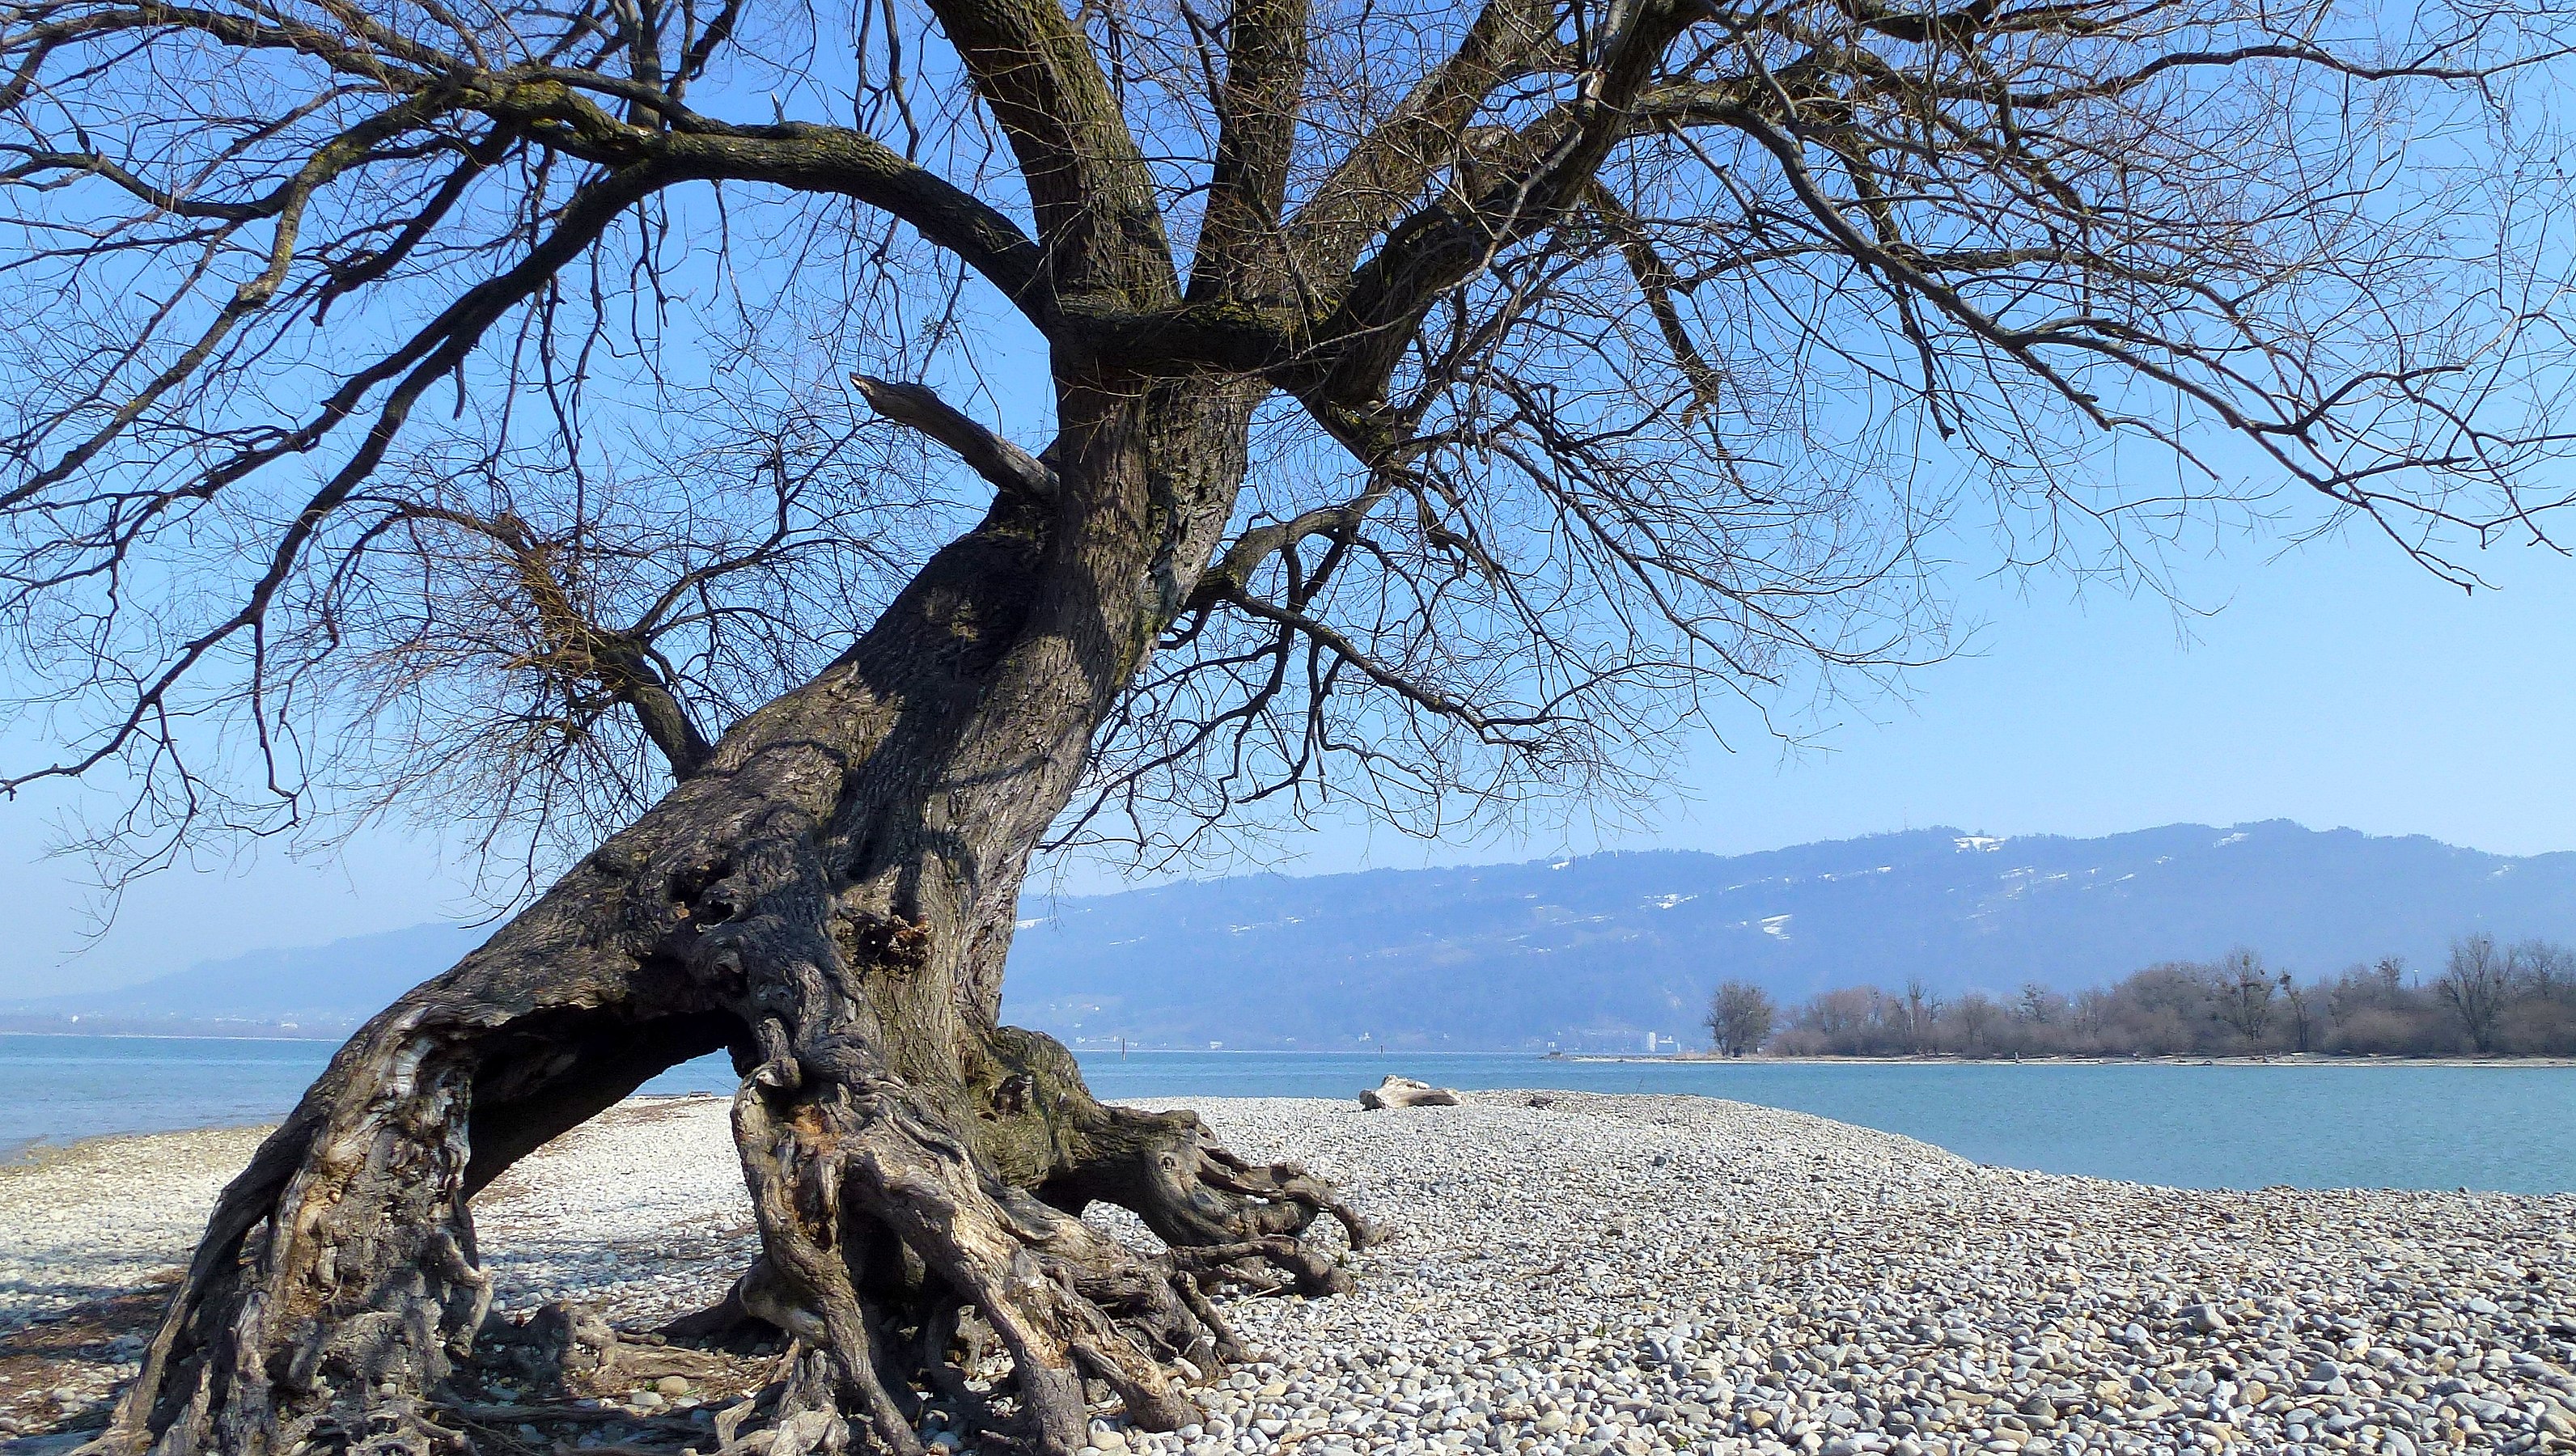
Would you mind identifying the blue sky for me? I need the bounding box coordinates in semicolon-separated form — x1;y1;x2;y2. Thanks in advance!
1207;525;2576;877
5;0;2572;1000
6;514;2571;995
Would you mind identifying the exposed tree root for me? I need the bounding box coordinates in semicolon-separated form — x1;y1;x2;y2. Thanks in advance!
89;729;1379;1456
1040;1105;1383;1298
87;985;1378;1456
730;1061;1227;1456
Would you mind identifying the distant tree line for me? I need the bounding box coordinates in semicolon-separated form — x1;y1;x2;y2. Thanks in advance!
1705;933;2576;1058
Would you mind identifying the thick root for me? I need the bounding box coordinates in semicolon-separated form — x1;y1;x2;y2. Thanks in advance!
732;1060;1231;1456
96;1043;1383;1456
1041;1103;1387;1297
968;1029;1384;1297
92;978;1378;1456
94;1064;491;1456
85;955;736;1456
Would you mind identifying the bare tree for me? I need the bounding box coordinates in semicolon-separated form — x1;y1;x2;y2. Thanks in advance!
2210;948;2277;1050
2513;938;2576;1001
2070;985;2113;1050
2281;975;2316;1054
1778;946;2576;1059
2;0;2574;1447
1904;978;1939;1055
1951;993;2002;1057
1706;980;1776;1056
2438;933;2515;1054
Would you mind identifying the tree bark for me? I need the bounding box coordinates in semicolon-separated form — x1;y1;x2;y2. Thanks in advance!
92;386;1380;1456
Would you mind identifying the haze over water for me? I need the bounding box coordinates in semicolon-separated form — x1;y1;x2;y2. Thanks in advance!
3;1036;2571;1194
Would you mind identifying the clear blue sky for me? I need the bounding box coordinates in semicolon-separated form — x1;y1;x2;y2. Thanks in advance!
6;517;2571;996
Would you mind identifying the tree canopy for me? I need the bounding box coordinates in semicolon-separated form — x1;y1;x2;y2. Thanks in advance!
2;0;2572;888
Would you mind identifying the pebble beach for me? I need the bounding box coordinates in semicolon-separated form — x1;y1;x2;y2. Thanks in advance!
2;1090;2573;1456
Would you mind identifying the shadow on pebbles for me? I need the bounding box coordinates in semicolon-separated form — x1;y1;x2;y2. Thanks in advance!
2;1090;2571;1456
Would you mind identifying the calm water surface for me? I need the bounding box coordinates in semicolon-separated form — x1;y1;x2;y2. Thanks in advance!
1072;1052;2576;1194
4;1036;2571;1194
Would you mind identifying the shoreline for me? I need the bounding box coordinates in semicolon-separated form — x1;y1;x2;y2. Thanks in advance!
10;1064;2576;1187
0;1087;727;1169
2;1092;2570;1456
9;1029;2575;1065
0;1028;345;1044
1566;1052;2576;1068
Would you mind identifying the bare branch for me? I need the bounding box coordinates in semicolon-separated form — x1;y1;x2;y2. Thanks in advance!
852;376;1056;503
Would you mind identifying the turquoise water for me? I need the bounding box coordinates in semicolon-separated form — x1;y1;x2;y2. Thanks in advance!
1074;1052;2576;1194
3;1035;2572;1193
0;1034;340;1155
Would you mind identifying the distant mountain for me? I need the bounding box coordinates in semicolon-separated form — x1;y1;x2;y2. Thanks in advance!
994;821;2576;1052
5;922;488;1034
15;822;2575;1050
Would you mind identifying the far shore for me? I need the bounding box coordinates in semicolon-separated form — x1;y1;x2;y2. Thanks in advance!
7;1028;2575;1065
1566;1050;2576;1067
0;1027;344;1043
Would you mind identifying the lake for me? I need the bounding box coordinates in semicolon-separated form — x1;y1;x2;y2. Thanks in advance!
3;1035;2572;1194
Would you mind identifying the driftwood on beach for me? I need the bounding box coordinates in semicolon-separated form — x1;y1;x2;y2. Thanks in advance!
1358;1076;1463;1110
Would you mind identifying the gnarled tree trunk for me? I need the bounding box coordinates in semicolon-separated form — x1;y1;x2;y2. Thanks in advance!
93;383;1379;1456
